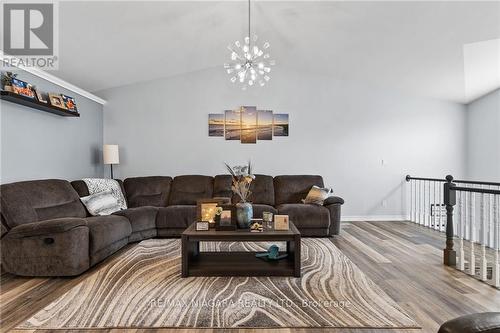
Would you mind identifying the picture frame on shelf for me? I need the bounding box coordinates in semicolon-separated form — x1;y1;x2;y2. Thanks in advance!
11;78;35;99
34;88;48;104
48;93;66;109
61;94;77;112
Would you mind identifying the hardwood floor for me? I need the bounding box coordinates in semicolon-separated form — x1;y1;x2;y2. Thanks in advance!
2;221;499;333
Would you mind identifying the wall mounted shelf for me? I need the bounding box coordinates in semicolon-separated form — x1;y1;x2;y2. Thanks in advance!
0;91;80;117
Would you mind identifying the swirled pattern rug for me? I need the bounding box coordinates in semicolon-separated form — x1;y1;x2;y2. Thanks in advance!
19;238;418;329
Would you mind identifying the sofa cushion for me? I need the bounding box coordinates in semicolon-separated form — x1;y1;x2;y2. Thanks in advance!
0;179;87;228
169;175;213;205
6;218;87;238
157;205;197;229
214;174;275;205
113;206;158;233
247;175;275;205
277;204;330;229
213;175;233;198
274;175;325;205
123;176;172;208
252;204;278;219
85;215;131;254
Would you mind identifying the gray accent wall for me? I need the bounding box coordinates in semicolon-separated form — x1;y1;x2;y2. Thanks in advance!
466;89;500;181
0;70;104;184
99;67;466;219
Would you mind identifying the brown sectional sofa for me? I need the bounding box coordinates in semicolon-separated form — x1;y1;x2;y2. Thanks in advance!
0;175;344;277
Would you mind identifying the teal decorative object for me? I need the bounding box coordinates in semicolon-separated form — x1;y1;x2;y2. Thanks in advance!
255;245;288;260
236;202;253;229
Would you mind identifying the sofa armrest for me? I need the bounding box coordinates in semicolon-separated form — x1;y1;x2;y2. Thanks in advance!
323;196;344;206
6;218;87;238
323;196;344;236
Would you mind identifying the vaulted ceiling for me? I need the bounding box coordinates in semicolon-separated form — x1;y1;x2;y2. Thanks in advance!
49;1;500;103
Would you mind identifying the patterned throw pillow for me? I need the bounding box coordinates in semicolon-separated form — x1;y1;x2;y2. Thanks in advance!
80;190;121;216
82;178;127;210
302;186;333;205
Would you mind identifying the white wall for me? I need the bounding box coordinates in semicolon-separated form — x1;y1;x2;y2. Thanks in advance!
466;89;500;181
99;67;466;219
0;70;104;183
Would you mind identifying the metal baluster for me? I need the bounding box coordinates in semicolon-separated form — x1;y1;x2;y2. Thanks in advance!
480;191;487;281
469;191;476;276
458;191;465;271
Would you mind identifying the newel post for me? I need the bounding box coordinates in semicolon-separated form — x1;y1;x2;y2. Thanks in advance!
443;175;456;266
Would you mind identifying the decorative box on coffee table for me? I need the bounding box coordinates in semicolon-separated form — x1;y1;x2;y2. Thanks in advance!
181;221;301;278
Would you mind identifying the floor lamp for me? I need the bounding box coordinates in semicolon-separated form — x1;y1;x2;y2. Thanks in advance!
103;144;119;179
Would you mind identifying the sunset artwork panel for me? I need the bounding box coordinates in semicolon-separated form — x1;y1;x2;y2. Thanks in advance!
209;107;288;143
241;106;257;144
257;110;273;140
224;110;241;140
208;114;224;137
273;113;289;136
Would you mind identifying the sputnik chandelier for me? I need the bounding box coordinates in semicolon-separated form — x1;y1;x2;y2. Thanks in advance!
224;0;275;90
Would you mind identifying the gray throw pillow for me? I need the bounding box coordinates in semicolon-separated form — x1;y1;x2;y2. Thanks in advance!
80;190;121;216
302;186;333;205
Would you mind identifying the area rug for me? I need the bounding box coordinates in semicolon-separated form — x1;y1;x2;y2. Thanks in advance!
18;238;418;329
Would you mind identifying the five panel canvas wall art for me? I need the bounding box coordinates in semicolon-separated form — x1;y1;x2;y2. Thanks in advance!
209;106;289;144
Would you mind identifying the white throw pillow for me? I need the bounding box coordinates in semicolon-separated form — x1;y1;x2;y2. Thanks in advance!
80;190;121;216
302;186;333;205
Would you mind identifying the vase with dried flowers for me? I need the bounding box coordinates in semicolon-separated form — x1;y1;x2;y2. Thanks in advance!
225;161;255;228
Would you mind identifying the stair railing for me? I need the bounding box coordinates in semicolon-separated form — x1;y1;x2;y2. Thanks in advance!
406;175;500;288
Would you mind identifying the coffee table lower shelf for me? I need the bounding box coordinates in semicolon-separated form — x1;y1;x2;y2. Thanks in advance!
181;222;301;278
186;251;296;277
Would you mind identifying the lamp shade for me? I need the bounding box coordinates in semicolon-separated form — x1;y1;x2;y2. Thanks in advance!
103;144;119;165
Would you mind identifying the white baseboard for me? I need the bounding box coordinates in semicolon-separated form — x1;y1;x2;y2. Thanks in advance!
342;215;408;222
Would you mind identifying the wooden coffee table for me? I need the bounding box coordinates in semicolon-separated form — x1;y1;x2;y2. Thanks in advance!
181;222;301;278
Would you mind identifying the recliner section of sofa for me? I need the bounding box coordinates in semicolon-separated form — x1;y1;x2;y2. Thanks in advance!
1;174;344;277
274;175;344;236
1;180;91;276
